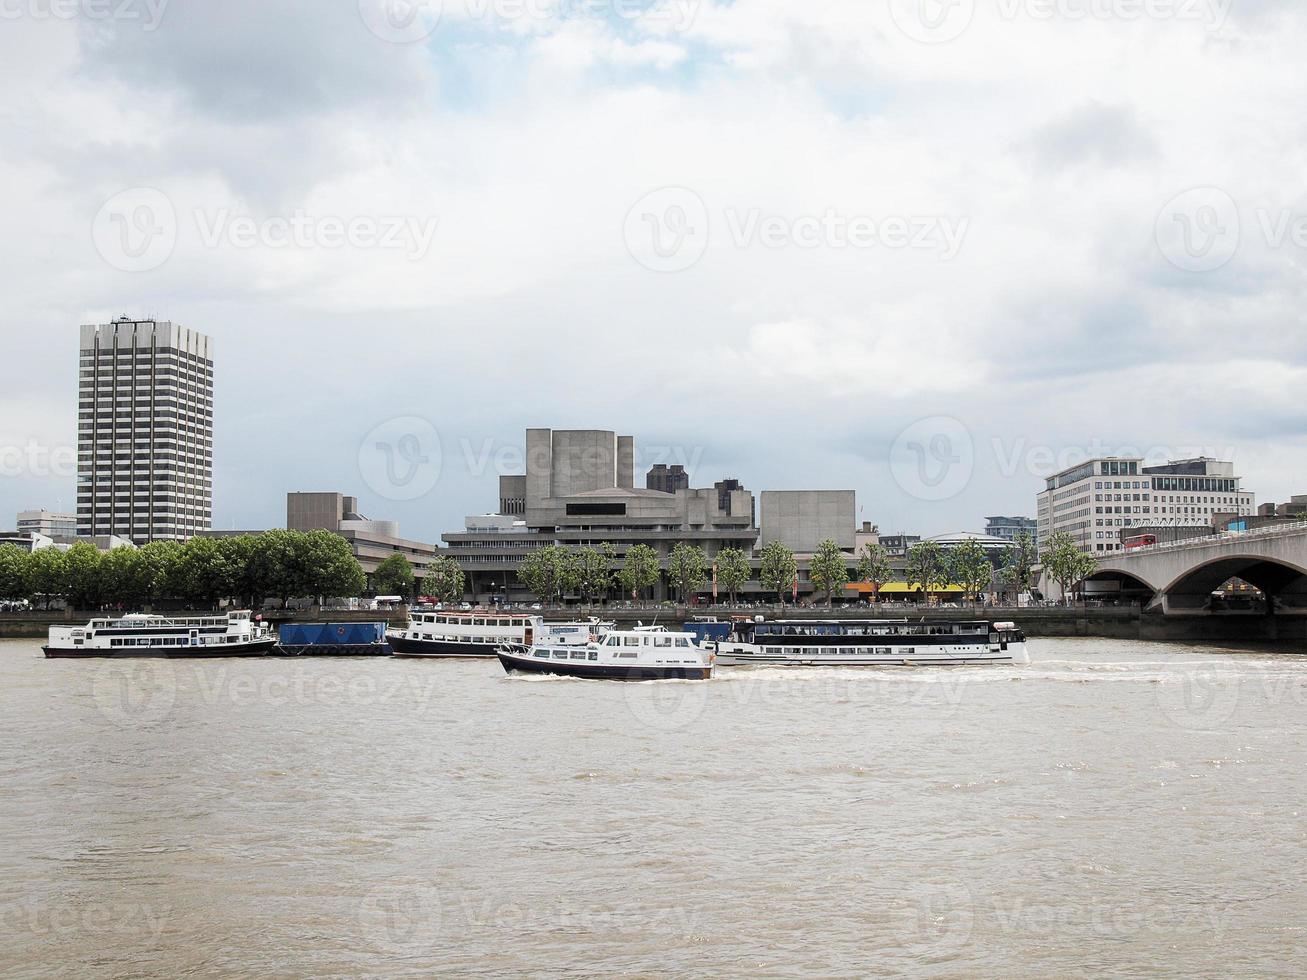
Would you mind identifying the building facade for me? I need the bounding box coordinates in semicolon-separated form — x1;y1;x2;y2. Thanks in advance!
77;319;213;543
16;510;76;540
759;490;856;553
1037;456;1254;555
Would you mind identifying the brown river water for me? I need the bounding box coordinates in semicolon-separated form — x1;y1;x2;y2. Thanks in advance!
2;637;1305;977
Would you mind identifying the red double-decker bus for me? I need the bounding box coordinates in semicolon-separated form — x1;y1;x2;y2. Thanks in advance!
1124;533;1158;551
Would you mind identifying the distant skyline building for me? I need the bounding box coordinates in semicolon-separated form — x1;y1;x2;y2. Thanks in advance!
985;515;1038;549
646;463;689;494
16;509;76;540
77;319;213;543
1037;456;1255;554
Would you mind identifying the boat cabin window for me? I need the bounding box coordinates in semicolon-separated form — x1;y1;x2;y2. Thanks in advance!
675;638;690;647
623;636;640;647
654;636;671;647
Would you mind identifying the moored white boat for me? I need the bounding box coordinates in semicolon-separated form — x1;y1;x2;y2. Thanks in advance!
44;610;276;658
498;627;713;681
710;618;1029;667
387;610;544;658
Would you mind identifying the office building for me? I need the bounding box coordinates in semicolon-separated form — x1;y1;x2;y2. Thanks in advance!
646;464;689;494
16;510;76;540
76;318;213;543
1037;456;1254;555
985;515;1038;549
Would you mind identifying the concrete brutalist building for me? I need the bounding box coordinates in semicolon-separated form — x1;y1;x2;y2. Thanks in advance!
442;428;858;602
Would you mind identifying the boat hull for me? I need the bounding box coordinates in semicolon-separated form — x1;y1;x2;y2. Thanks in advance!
388;634;498;658
42;637;279;659
498;649;711;681
275;644;393;657
713;643;1028;667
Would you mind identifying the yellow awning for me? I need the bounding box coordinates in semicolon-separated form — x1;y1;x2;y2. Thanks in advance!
844;582;967;594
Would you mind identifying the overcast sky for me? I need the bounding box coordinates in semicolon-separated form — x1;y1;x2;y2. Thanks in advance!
3;0;1306;543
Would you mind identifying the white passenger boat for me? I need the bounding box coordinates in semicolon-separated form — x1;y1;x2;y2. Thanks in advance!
43;611;276;658
388;610;544;658
709;618;1029;667
497;627;714;681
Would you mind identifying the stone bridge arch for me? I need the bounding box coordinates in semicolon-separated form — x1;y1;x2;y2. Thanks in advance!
1155;554;1307;612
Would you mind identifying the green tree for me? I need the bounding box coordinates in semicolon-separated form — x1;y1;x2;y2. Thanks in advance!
425;555;465;605
667;542;709;604
998;531;1037;599
172;536;232;606
1042;531;1098;605
906;541;946;604
137;540;182;606
99;546;147;608
619;544;661;602
809;538;850;608
518;545;577;605
64;542;104;610
373;553;416;599
0;544;29;601
573;546;615;605
950;538;994;608
26;547;67;608
303;530;367;601
856;543;893;605
218;535;262;609
714;547;752;605
759;540;798;605
251;529;309;608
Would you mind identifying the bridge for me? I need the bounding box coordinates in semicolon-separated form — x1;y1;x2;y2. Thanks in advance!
1087;521;1307;614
